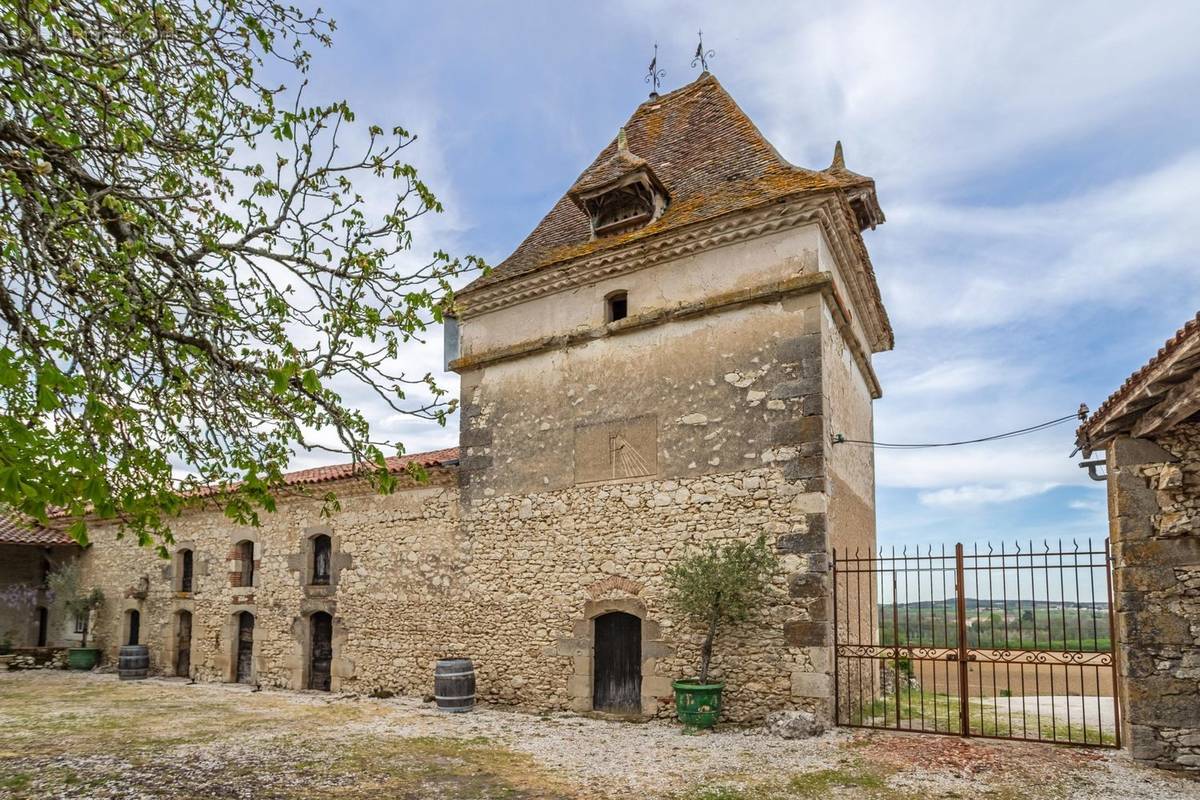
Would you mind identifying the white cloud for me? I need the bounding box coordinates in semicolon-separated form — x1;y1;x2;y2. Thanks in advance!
878;151;1200;331
887;357;1021;397
919;481;1056;509
630;2;1199;190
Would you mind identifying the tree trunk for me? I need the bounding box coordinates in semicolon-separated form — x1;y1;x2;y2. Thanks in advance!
698;609;720;684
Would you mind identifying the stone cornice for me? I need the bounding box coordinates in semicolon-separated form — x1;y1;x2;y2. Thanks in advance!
456;194;893;354
451;271;883;399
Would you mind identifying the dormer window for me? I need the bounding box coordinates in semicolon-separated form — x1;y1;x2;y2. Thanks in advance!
606;291;628;322
568;128;668;240
581;175;664;237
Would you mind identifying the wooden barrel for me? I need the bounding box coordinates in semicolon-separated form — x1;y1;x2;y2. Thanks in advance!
117;644;149;680
434;658;475;713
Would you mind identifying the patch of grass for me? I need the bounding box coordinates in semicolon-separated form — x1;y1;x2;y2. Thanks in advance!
788;766;888;796
676;787;752;800
0;771;33;792
851;689;1114;745
315;734;574;800
676;761;898;800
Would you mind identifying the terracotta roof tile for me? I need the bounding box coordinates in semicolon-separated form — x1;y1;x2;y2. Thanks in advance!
271;447;460;487
464;72;865;294
0;513;75;546
46;448;462;518
1080;312;1200;444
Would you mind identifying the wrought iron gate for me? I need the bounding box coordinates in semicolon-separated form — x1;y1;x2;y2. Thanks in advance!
832;540;1119;747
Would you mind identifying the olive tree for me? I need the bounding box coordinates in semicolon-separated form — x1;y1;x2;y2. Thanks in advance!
47;561;104;648
665;534;778;684
0;2;480;552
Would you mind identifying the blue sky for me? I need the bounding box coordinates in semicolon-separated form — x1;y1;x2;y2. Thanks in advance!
288;1;1200;548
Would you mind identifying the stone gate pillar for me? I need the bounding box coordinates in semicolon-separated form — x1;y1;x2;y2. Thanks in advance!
1108;434;1200;772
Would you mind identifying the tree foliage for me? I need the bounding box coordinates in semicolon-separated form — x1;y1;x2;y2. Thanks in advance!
665;534;778;684
0;1;481;552
47;560;104;648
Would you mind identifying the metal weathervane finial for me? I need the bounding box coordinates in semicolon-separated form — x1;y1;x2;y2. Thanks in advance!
692;29;714;72
645;42;665;98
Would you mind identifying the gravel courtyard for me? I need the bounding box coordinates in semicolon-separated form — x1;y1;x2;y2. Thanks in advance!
0;671;1195;800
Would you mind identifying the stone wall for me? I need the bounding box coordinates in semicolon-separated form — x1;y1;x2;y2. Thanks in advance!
1108;423;1200;772
80;473;460;691
77;465;828;721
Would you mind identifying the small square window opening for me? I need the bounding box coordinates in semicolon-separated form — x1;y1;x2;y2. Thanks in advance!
606;292;628;323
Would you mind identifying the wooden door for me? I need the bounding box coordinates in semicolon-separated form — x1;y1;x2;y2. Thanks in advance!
175;611;192;678
235;612;254;683
593;612;641;712
309;612;332;691
127;610;140;646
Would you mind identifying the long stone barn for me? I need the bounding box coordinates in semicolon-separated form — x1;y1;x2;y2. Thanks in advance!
0;73;893;723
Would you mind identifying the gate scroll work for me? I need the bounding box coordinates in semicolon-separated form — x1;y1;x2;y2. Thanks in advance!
833;540;1119;748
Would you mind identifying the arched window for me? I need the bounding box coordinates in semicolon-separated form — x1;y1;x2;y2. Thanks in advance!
126;609;141;646
36;606;48;647
179;548;194;593
312;534;331;586
236;540;255;587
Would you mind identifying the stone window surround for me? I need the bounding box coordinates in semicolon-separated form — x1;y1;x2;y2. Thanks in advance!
119;599;143;647
167;601;195;678
604;289;628;324
288;524;351;598
223;606;260;683
229;533;260;593
290;601;350;692
559;595;674;718
172;544;195;595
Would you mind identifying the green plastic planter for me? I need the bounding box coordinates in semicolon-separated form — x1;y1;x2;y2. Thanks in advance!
673;680;724;729
67;648;100;671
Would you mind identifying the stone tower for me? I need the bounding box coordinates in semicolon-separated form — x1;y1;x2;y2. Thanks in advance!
449;72;892;721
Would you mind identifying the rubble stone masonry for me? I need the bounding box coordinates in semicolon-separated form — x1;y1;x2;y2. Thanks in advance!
73;214;882;725
1109;422;1200;772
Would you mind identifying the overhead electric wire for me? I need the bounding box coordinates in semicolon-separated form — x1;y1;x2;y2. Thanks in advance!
833;413;1081;449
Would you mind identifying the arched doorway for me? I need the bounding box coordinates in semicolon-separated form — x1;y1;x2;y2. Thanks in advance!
126;609;141;646
36;606;48;647
235;611;254;683
308;612;332;691
592;612;641;713
175;611;192;677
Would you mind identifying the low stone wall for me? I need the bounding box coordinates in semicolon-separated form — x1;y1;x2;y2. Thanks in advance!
1109;424;1200;772
3;647;68;670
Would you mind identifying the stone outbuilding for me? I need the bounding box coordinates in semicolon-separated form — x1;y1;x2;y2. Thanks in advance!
1078;311;1200;772
0;515;80;651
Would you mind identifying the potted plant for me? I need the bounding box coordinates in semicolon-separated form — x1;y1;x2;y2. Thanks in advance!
665;534;777;730
47;563;105;670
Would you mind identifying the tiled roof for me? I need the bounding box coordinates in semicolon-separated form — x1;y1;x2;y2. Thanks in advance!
270;447;460;487
1079;312;1200;448
0;513;75;546
464;72;870;295
567;148;652;199
45;448;462;519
